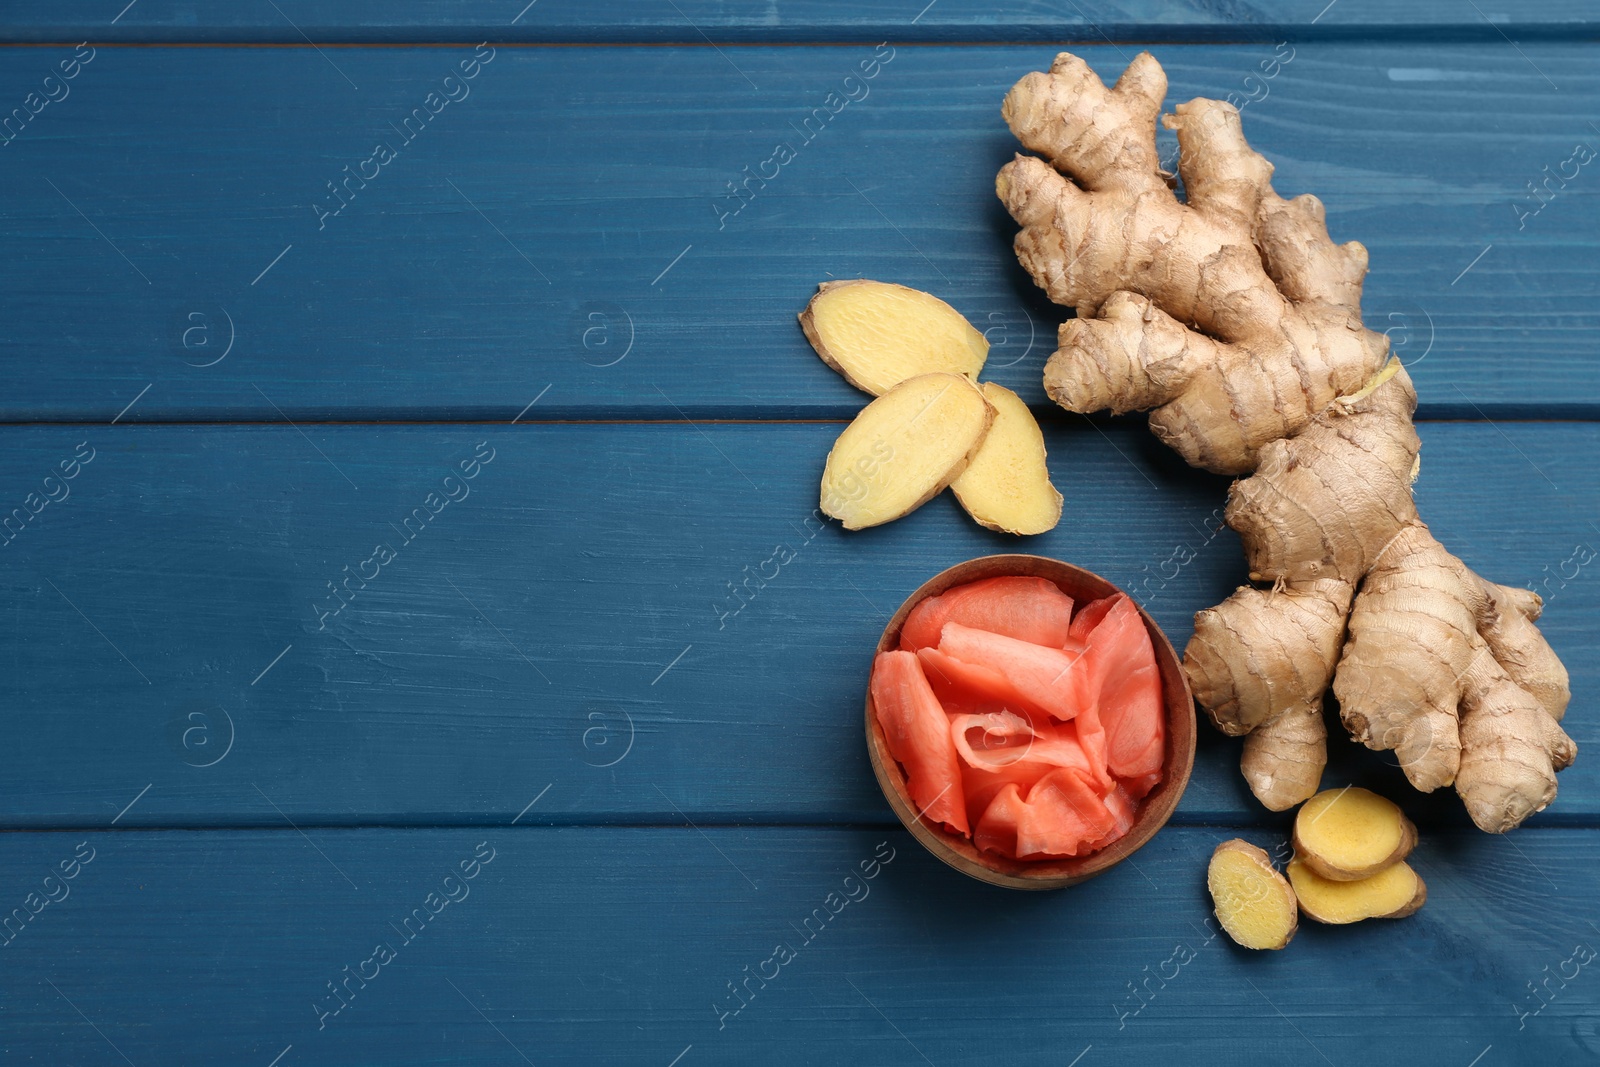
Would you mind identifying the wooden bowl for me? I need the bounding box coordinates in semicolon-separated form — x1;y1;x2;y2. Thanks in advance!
865;554;1196;890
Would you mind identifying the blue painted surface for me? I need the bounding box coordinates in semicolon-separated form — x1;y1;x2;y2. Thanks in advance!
0;420;1593;830
8;1;1600;43
0;7;1596;1065
0;43;1595;421
2;827;1597;1065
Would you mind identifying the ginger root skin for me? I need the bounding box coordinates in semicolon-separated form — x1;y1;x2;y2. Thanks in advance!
1207;839;1298;950
1291;786;1416;881
1240;699;1329;813
1287;856;1427;924
998;51;1575;830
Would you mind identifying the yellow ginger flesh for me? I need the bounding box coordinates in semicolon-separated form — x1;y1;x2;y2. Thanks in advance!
950;383;1062;535
800;280;988;397
819;372;993;530
1287;857;1427;924
1292;786;1416;880
1207;839;1298;950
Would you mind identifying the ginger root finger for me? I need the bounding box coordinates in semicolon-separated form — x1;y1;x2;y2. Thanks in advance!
1207;839;1298;950
1188;578;1341;809
1000;51;1167;197
1456;659;1577;833
1287;857;1427;924
950;383;1062;536
1257;192;1369;313
819;373;994;530
799;280;988;397
1333;525;1473;794
1042;292;1220;417
1477;581;1571;722
1240;700;1328;812
1187;577;1352;737
1291;787;1416;881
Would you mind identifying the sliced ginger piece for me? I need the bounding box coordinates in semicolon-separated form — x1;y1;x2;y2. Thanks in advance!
800;280;988;396
1207;839;1298;950
1292;786;1416;881
820;372;994;530
950;383;1063;535
1287;856;1426;924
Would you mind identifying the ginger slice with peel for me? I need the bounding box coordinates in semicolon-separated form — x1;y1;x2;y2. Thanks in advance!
951;383;1063;535
820;372;994;530
1207;839;1298;950
1288;856;1426;924
800;280;989;397
1291;786;1416;881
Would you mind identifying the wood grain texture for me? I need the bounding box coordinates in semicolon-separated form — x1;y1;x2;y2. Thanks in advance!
0;420;1591;827
0;825;1595;1064
0;44;1594;421
9;1;1600;43
2;22;1597;1063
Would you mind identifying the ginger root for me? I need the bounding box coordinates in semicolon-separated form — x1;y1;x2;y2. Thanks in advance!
1287;856;1427;924
1207;839;1298;950
1291;786;1416;881
820;372;993;529
1239;692;1328;814
997;51;1575;830
951;383;1063;535
800;280;988;396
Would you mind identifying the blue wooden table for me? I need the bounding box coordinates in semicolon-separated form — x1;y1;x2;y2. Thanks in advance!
2;4;1597;1064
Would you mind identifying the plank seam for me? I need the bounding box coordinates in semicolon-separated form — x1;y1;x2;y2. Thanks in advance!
5;34;1600;47
0;415;1592;428
5;819;1597;832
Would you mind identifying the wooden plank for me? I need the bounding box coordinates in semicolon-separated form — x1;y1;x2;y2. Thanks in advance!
0;43;1595;421
8;1;1600;43
0;824;1593;1063
0;420;1592;827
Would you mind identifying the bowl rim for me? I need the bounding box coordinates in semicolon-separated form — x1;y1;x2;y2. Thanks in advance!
864;553;1197;890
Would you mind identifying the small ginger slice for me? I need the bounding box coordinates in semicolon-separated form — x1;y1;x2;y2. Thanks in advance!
1207;839;1298;950
1291;786;1416;881
950;383;1063;535
800;280;988;396
820;372;994;530
1287;856;1426;924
